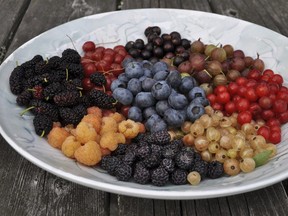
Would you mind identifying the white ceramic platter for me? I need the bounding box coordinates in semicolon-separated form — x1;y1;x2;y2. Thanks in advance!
0;9;287;200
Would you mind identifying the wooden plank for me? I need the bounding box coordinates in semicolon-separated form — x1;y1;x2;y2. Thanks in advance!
0;0;30;63
5;0;118;57
121;0;212;12
209;0;288;37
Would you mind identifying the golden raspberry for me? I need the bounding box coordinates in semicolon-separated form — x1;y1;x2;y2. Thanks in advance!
118;119;140;139
100;116;118;135
61;136;81;158
109;112;125;123
47;127;70;149
81;114;101;133
99;131;125;151
74;141;102;166
87;106;102;119
75;121;99;144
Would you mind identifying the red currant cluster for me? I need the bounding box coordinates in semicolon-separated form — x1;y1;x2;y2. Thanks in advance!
207;69;288;144
80;41;129;92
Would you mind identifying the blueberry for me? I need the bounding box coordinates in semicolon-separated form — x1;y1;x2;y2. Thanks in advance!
141;60;153;69
191;97;210;107
111;79;126;92
150;119;168;133
145;114;162;131
128;106;143;122
112;87;133;105
153;70;169;81
178;76;197;94
156;100;170;116
117;73;129;83
168;91;188;110
125;61;144;79
127;78;142;95
142;77;157;92
122;57;135;68
186;102;205;122
143;68;153;78
187;87;206;101
139;76;147;82
151;61;169;75
151;81;171;100
163;108;185;127
134;92;156;108
143;106;157;120
165;70;182;89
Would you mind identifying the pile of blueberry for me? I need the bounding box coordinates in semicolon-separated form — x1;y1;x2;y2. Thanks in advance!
112;58;209;133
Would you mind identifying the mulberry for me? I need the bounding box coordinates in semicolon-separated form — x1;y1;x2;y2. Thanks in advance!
63;78;82;91
16;90;32;106
59;104;86;126
90;72;106;86
89;89;117;109
43;82;65;99
66;63;84;79
25;99;59;121
33;114;53;136
21;54;43;70
53;90;81;107
61;48;81;64
9;66;25;95
34;60;51;75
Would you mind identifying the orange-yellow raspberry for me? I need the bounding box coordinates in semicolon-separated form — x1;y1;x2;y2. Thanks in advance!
100;147;111;156
61;136;81;158
100;116;118;135
87;106;102;119
47;127;70;149
109;112;125;123
74;141;102;166
118;119;140;139
75;121;99;144
99;131;125;151
81;114;102;133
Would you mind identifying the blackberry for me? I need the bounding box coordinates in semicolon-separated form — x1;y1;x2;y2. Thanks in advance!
162;144;179;159
100;155;121;175
33;114;53;137
53;90;81;107
170;168;188;185
9;66;25;95
132;133;145;143
151;167;169;186
122;151;137;166
150;144;163;158
16;90;32;106
43;82;65;99
90;72;106;86
175;148;195;170
160;158;175;173
89;89;117;109
206;161;224;179
59;104;86;126
191;160;208;179
145;130;170;145
136;144;151;160
170;139;184;149
66;63;84;79
133;162;150;184
111;144;128;156
61;48;81;64
143;153;161;168
26;99;59;121
114;163;133;181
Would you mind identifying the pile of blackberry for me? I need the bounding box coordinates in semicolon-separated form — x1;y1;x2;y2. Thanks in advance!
100;130;224;186
9;48;116;136
125;26;191;65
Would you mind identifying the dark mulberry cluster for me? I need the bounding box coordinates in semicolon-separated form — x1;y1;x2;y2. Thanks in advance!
99;130;224;186
10;49;88;136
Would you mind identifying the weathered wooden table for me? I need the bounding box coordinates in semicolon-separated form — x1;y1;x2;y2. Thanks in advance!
1;0;288;215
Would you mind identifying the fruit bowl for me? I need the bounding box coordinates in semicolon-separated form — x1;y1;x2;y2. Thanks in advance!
0;9;288;199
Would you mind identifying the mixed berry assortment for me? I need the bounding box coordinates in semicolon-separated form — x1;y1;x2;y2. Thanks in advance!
8;26;288;187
